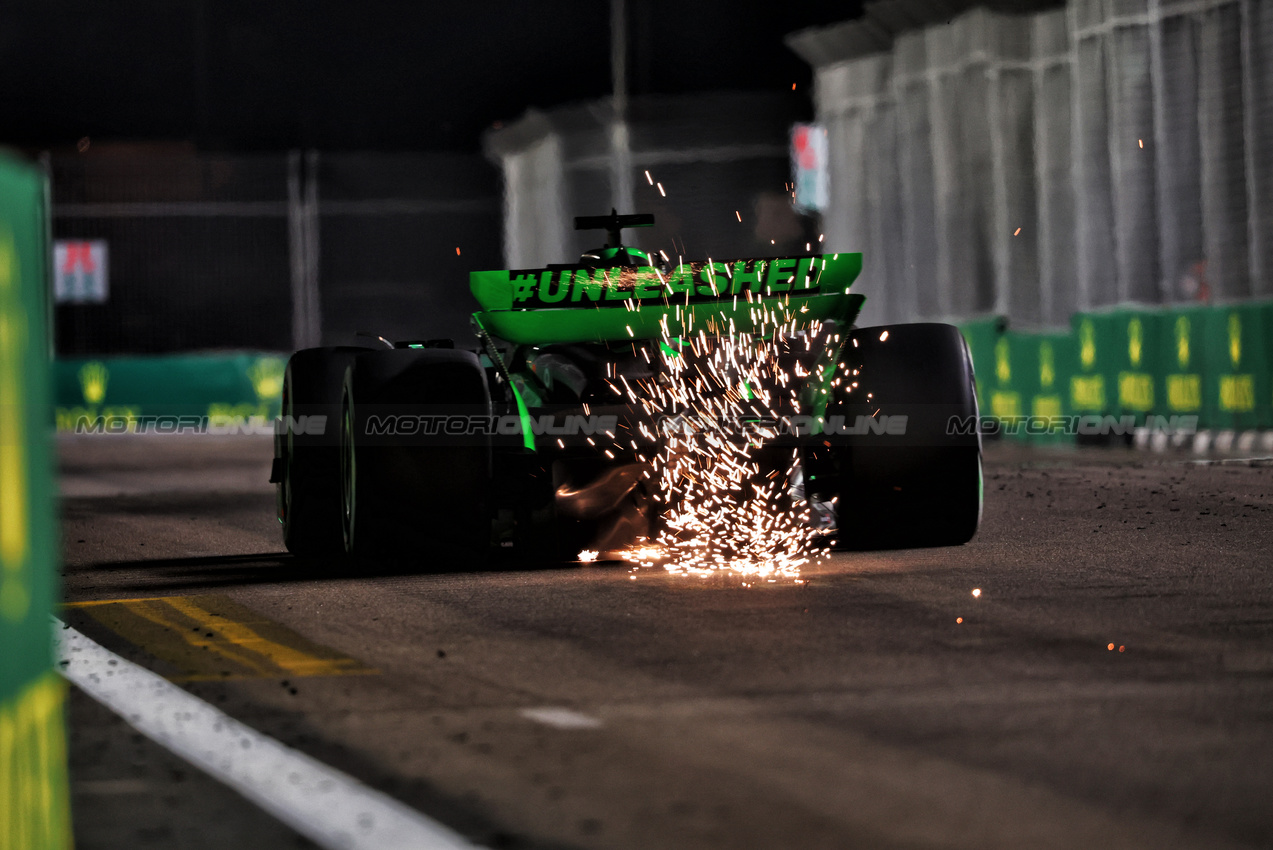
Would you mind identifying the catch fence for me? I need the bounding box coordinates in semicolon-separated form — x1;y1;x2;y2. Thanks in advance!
49;149;502;356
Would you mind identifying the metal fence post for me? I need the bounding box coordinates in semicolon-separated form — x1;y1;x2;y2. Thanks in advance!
287;150;307;351
303;150;322;349
287;150;323;351
610;0;634;217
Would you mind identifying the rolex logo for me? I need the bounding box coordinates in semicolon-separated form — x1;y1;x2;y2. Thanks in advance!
248;357;286;401
78;361;108;405
1128;317;1143;368
1079;319;1096;370
995;336;1011;384
1039;341;1054;389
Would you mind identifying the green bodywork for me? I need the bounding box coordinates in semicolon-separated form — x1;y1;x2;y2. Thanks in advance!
469;252;866;452
470;253;864;345
472;312;536;451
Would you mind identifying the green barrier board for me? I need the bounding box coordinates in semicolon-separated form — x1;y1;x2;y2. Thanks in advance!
1068;313;1114;415
1202;303;1273;431
986;332;1022;423
1021;332;1074;441
0;154;72;848
979;331;1074;441
53;352;286;432
956;316;1004;418
1031;333;1075;426
1158;306;1210;423
1111;311;1162;422
1068;309;1163;423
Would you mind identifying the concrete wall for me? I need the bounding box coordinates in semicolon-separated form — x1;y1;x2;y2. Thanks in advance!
795;0;1273;329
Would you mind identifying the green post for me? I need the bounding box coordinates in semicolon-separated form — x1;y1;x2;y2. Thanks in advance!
0;154;71;847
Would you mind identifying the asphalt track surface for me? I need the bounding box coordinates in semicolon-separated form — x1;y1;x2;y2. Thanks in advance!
58;435;1273;850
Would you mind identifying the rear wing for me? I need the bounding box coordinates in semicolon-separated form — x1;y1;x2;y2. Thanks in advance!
470;253;865;344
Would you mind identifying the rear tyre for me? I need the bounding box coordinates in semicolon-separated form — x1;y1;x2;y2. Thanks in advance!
341;349;492;565
277;347;364;557
827;323;982;549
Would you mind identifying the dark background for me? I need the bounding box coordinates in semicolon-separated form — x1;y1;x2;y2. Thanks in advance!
10;1;868;355
4;0;864;152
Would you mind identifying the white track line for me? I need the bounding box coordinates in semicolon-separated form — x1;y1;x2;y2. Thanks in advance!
1185;456;1273;466
518;707;602;729
55;621;475;850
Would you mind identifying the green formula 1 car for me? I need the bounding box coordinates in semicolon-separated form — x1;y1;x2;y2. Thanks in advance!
271;212;982;563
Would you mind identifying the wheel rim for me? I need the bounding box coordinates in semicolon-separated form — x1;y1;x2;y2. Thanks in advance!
341;389;356;553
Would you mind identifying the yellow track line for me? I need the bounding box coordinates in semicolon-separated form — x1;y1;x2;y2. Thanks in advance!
120;599;277;677
65;595;374;679
163;596;363;678
66;596;196;607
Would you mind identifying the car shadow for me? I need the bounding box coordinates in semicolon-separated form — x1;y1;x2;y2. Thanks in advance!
65;548;603;595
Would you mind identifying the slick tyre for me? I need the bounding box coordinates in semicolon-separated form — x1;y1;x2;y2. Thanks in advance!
277;347;364;558
341;349;492;565
829;323;982;549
